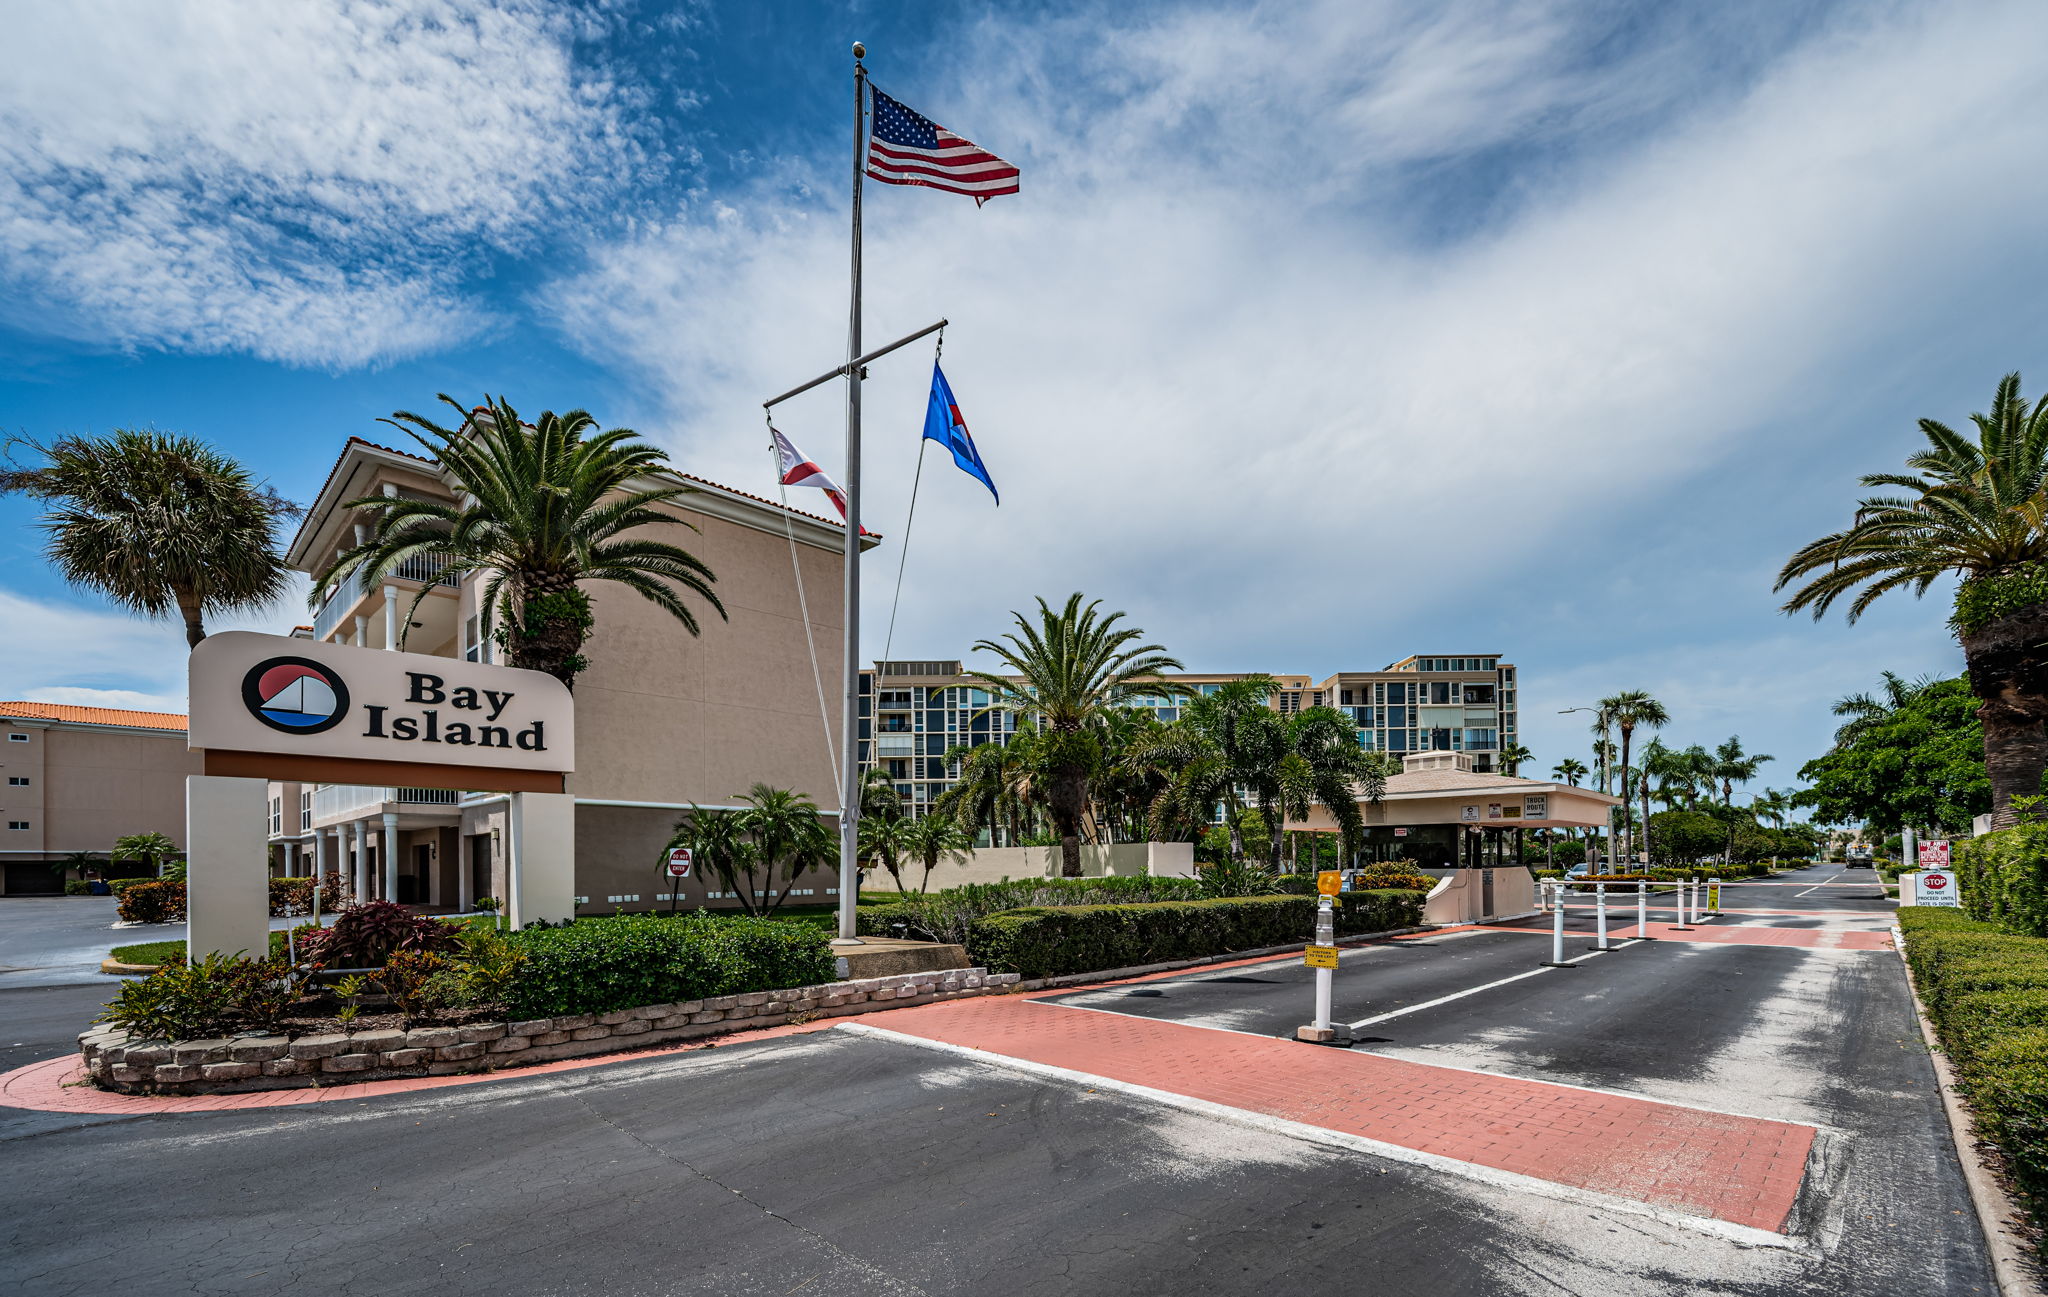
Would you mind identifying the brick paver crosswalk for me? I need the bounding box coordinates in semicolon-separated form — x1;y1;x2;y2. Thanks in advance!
864;995;1815;1232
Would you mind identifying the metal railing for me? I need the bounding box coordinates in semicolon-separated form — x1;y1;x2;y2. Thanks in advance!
312;784;461;820
309;555;461;642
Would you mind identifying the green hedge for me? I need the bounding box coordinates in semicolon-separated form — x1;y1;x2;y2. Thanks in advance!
1900;907;2048;1237
1954;825;2048;937
505;911;837;1019
964;890;1426;981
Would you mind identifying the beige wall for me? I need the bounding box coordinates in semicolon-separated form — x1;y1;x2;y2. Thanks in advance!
563;501;845;812
0;718;202;891
868;842;1198;893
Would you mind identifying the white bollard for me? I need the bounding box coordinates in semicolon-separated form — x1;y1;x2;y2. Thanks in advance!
1637;879;1649;940
1671;876;1693;931
1595;881;1610;951
1542;883;1574;967
1297;893;1344;1043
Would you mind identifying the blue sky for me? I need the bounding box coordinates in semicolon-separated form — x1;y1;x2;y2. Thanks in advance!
4;0;2045;791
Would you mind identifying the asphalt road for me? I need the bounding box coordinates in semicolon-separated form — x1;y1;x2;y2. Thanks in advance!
0;863;1996;1296
0;896;318;989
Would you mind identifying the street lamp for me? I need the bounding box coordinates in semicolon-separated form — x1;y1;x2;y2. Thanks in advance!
1560;706;1618;874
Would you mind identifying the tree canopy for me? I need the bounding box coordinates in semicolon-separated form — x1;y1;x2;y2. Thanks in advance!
1793;676;1990;832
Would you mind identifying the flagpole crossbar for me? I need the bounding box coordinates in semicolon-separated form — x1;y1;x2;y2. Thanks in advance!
761;318;948;410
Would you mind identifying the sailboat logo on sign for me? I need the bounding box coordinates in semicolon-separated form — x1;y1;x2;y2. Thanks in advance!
240;658;351;736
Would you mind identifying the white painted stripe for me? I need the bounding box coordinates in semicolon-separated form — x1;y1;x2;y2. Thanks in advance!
1346;968;1553;1028
838;1021;1803;1250
1795;874;1848;897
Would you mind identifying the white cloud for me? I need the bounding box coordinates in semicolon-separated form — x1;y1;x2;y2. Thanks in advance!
0;0;647;367
0;580;309;713
546;0;2048;777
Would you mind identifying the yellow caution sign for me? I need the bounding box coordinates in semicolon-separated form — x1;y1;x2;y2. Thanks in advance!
1304;945;1339;969
1316;870;1343;897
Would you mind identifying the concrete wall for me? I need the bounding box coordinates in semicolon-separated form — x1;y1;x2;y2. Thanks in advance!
871;841;1198;893
1420;867;1537;924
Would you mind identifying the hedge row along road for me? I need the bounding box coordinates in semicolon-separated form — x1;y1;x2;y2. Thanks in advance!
0;863;1993;1295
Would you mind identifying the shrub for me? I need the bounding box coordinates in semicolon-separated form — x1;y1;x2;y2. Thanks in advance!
1900;908;2048;1237
108;876;156;895
857;876;1211;947
1955;825;2048;937
967;889;1427;980
64;879;92;896
117;879;187;924
1193;859;1284;898
98;952;307;1040
269;876;316;916
505;911;836;1019
299;900;461;968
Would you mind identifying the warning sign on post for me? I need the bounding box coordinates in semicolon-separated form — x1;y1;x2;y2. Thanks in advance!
1918;840;1952;869
1303;945;1339;969
665;847;693;878
1912;868;1959;907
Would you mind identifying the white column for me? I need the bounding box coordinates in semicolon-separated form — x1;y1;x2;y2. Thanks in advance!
354;615;367;648
185;775;270;962
383;585;398;651
457;831;474;912
351;820;368;902
314;828;332;885
282;842;297;877
382;812;400;905
508;792;575;928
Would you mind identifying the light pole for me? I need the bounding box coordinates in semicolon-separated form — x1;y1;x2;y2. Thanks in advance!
1561;707;1617;874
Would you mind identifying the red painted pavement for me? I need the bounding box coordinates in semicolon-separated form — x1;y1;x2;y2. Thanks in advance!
863;995;1814;1232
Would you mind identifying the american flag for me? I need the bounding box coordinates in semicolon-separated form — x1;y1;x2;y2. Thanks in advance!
865;86;1018;205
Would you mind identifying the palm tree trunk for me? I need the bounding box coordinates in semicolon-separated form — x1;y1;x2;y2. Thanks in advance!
174;588;206;647
1618;725;1635;862
1049;769;1089;877
1965;606;2048;828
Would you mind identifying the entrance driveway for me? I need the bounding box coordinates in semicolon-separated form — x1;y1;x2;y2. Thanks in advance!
0;897;310;989
0;864;1994;1295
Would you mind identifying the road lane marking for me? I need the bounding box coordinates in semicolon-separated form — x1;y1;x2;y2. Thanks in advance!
1344;940;1641;1029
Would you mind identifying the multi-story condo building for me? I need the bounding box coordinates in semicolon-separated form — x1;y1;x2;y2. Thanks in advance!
857;654;1519;820
270;433;855;912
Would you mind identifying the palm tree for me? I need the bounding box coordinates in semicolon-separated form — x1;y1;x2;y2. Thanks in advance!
1751;787;1793;830
1271;707;1388;869
1551;758;1588;787
1597;690;1669;863
110;831;180;876
667;785;831;916
1;430;297;646
1778;372;2048;826
1829;672;1934;748
967;594;1185;876
938;732;1039;846
857;814;911;892
1496;741;1534;776
900;812;975;892
313;395;725;690
1711;735;1773;806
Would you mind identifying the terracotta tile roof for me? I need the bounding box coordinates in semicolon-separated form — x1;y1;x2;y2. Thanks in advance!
0;702;188;731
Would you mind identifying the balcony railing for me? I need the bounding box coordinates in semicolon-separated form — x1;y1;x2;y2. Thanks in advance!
310;555;462;641
312;784;462;821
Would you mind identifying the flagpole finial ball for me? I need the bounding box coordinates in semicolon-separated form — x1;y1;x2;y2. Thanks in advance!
852;41;866;59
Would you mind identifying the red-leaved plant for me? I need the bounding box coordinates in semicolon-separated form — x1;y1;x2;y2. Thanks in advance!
299;901;460;968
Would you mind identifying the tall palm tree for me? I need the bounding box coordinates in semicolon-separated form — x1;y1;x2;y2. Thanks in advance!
857;813;911;892
1496;741;1534;776
967;594;1185;876
1711;735;1773;806
1551;757;1589;787
1271;707;1389;868
313;395;725;689
1597;690;1669;862
1829;672;1934;748
1778;372;2048;826
1751;787;1793;830
2;430;297;645
938;731;1039;846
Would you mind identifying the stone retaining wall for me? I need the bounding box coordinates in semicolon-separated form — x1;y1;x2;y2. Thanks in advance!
79;968;1020;1096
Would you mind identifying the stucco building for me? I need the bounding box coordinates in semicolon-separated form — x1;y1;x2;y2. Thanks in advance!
0;702;200;895
271;435;856;913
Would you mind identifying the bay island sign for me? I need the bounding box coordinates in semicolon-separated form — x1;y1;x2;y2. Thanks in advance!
190;631;574;793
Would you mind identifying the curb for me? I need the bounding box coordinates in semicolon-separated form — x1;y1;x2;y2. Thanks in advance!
1893;924;2045;1297
1011;924;1437;993
99;960;156;976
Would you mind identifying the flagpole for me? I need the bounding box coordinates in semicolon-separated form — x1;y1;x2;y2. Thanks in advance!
834;41;868;946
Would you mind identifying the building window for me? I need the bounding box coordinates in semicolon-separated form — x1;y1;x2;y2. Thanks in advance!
7;776;26;786
6;733;26;742
7;821;28;830
301;791;313;830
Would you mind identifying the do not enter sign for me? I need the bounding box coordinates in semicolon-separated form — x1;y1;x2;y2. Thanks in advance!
665;847;693;878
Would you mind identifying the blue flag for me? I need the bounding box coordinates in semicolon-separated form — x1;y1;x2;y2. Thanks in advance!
923;363;998;504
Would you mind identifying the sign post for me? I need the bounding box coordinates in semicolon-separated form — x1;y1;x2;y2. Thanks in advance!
664;847;693;914
1909;867;1959;908
1297;872;1346;1044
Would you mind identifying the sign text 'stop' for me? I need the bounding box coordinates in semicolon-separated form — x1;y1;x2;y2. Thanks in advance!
189;632;574;774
